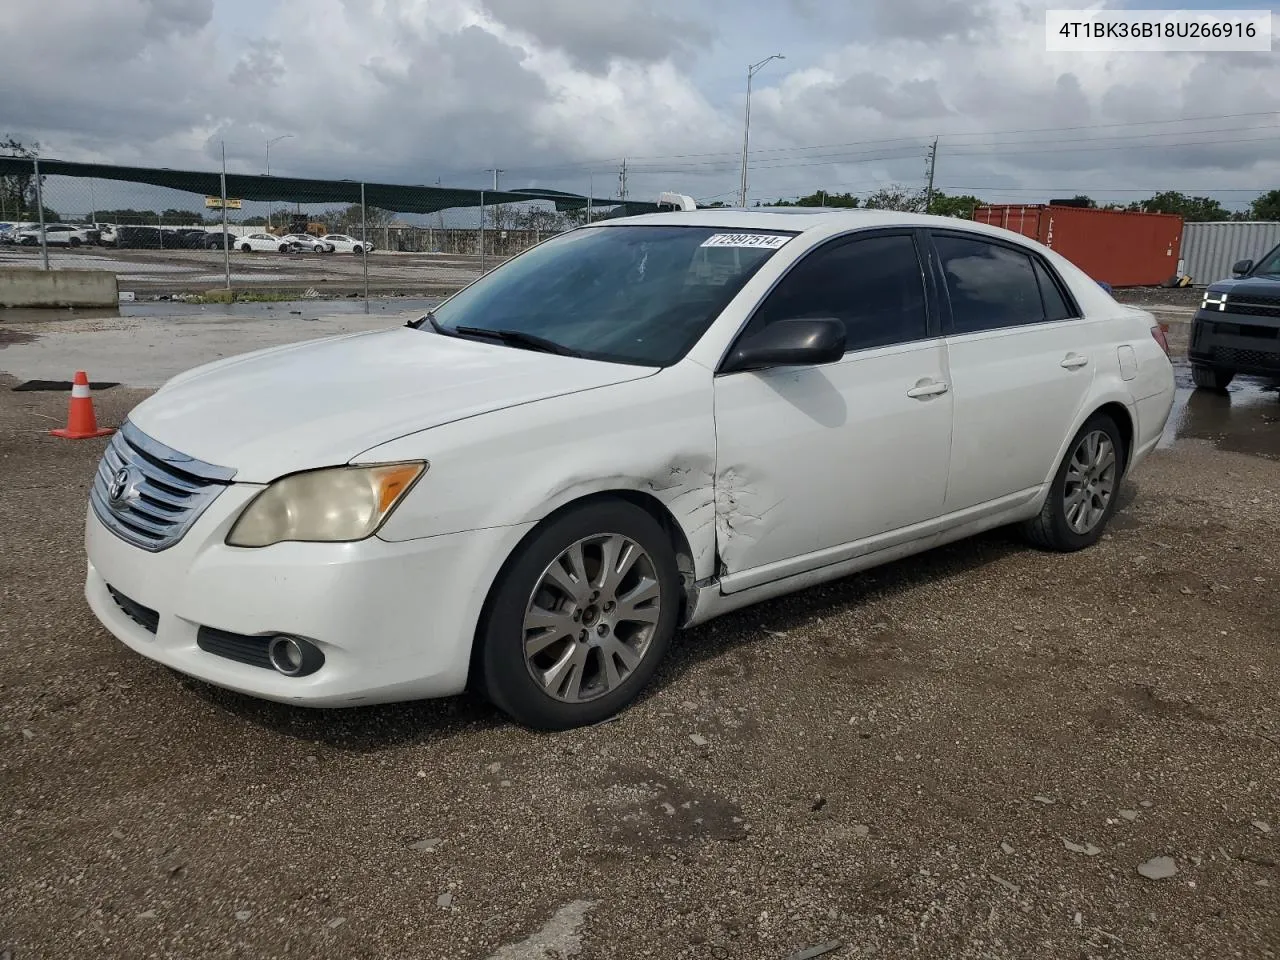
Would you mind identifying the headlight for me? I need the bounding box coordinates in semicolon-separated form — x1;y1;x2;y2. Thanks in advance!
1201;292;1228;311
227;462;426;547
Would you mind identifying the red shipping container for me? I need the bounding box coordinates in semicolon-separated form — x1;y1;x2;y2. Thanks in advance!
971;205;1183;287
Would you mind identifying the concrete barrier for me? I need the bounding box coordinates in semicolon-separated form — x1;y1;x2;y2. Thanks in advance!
0;268;119;308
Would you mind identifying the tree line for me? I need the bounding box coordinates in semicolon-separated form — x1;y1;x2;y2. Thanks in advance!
769;186;1280;221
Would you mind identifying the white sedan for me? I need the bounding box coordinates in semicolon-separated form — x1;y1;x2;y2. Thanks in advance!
236;233;292;253
281;234;333;253
84;207;1175;729
320;233;374;254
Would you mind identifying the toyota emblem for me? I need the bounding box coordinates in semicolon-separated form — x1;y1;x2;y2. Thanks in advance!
108;466;132;505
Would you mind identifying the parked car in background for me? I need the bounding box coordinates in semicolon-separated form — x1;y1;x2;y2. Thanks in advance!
98;224;118;245
15;223;95;246
167;228;209;249
1189;243;1280;390
237;233;293;253
321;233;374;254
281;233;333;253
84;208;1175;730
203;231;236;250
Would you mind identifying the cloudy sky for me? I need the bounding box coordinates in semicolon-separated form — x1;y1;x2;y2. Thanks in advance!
2;0;1278;214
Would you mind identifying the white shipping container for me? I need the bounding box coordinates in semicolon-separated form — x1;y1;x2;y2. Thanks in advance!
1182;221;1280;285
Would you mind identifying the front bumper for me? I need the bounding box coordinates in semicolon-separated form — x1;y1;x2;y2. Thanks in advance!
85;490;533;707
1190;309;1280;376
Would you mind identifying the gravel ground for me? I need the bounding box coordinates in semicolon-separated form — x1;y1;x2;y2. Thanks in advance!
1;366;1278;960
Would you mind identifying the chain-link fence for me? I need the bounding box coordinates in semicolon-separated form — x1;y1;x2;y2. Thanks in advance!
0;157;626;305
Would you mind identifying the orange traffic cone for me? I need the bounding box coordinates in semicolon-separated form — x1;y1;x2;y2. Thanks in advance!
50;371;114;439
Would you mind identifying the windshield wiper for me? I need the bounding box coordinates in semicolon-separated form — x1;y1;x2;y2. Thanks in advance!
453;325;580;357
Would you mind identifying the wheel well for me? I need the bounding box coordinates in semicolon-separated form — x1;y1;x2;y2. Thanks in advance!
1093;401;1134;472
466;490;700;692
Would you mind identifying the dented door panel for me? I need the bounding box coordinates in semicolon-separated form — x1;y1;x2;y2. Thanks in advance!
711;340;952;584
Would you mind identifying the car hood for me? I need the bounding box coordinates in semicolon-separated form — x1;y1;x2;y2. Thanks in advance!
1206;277;1280;298
129;327;656;482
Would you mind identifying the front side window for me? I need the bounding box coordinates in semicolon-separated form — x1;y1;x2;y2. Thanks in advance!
935;234;1046;334
427;225;795;366
746;233;929;351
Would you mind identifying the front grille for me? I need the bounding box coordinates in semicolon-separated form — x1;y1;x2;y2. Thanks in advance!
107;585;159;634
1214;345;1280;368
196;626;273;669
90;421;235;552
1227;301;1280;319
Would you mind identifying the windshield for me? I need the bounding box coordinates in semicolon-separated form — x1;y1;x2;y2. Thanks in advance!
426;225;794;366
1253;244;1280;278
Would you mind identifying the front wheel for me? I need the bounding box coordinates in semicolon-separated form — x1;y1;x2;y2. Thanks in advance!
1191;364;1234;392
1023;413;1126;552
477;500;681;730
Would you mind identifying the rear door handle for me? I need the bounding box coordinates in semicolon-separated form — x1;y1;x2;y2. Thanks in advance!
906;379;950;399
1061;353;1089;370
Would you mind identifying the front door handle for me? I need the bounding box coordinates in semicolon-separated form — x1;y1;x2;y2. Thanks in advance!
906;379;950;399
1061;353;1090;370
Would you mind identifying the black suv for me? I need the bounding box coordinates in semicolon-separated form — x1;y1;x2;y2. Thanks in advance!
1190;243;1280;390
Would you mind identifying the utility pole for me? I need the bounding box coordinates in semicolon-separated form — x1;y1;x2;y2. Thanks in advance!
618;159;627;201
739;54;785;207
924;137;939;215
486;168;504;191
587;173;593;225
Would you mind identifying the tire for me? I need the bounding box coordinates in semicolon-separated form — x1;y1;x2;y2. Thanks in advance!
240;243;252;253
69;237;81;247
476;500;681;730
279;244;291;253
352;245;363;255
1191;364;1234;392
1022;413;1126;552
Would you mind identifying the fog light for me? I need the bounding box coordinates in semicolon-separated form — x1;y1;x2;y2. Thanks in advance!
267;635;323;677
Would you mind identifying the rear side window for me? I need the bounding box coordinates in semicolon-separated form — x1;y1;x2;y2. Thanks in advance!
935;235;1045;334
1033;259;1074;321
749;233;929;351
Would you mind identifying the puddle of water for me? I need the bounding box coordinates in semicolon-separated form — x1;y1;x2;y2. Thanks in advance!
1160;362;1280;459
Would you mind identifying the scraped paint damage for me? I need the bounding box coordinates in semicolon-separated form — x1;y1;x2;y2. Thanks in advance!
639;458;781;576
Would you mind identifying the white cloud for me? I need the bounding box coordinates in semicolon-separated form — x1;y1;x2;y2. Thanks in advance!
0;0;1275;210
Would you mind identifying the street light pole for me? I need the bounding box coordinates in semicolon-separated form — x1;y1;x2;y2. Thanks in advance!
738;53;784;208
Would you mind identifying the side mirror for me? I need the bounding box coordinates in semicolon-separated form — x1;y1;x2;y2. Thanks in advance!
1232;259;1254;276
722;318;846;373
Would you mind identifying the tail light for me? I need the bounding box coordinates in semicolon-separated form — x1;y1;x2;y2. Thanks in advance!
1150;324;1170;356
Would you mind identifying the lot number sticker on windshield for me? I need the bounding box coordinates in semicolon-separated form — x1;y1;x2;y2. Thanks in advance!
700;233;792;249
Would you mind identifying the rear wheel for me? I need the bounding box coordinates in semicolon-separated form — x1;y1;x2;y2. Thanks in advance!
1191;364;1234;392
69;237;81;247
1023;413;1125;552
477;500;680;730
240;243;252;253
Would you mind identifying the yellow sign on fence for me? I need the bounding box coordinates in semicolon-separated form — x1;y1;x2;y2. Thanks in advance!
204;196;243;209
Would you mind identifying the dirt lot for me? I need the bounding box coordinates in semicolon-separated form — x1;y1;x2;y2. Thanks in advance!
1;345;1278;957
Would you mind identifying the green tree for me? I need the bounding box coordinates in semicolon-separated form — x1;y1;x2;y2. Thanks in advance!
773;189;860;208
1249;189;1280;221
928;191;984;218
0;136;57;221
864;184;926;213
1131;191;1230;221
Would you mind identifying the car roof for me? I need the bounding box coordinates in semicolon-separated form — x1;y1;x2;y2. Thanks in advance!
595;207;1039;244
